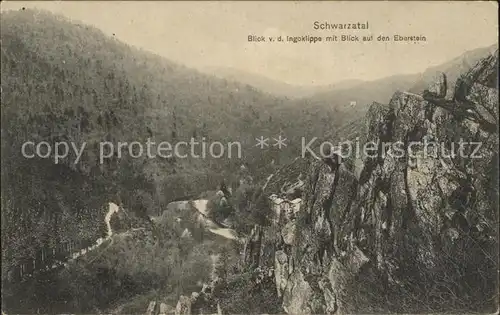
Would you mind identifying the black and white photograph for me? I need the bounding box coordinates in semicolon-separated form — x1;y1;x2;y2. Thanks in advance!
1;1;498;314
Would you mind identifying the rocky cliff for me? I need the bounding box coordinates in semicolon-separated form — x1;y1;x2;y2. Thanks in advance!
244;51;498;314
159;51;498;315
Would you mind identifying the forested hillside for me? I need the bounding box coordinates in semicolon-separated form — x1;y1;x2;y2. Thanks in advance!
0;9;344;288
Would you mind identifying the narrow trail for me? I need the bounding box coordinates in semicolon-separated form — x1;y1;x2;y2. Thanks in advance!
64;202;120;265
18;202;121;280
190;199;240;241
19;198;238;282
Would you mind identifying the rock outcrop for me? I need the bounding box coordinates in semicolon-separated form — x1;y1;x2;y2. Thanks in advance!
244;51;499;314
162;51;498;315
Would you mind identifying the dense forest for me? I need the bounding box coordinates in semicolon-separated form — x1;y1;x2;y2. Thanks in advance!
0;9;344;308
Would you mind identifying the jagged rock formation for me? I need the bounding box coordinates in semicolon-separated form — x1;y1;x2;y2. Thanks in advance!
161;51;498;315
244;51;499;314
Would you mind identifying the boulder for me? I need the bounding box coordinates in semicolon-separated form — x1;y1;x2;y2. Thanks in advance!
274;250;289;297
175;295;191;315
159;303;174;315
282;271;312;315
428;72;448;98
146;301;157;315
281;221;296;245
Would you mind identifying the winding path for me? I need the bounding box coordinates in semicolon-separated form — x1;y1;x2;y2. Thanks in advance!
174;199;240;241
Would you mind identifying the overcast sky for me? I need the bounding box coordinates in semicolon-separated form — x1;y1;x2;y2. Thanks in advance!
1;1;498;85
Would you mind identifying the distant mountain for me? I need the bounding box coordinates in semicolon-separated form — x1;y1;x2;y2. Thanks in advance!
297;73;418;117
206;45;497;127
409;44;498;96
202;66;364;99
296;44;498;136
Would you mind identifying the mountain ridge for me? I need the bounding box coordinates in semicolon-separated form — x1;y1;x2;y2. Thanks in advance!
201;66;365;99
201;44;497;105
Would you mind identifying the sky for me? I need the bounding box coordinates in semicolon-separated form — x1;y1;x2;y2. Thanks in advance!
1;1;498;85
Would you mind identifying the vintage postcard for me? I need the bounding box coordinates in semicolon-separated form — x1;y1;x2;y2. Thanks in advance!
1;1;498;314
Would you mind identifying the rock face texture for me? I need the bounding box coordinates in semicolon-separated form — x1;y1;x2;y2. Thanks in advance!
162;51;498;315
243;51;499;314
